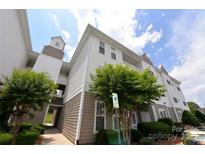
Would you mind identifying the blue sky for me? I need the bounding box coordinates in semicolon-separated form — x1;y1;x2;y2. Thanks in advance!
27;10;205;107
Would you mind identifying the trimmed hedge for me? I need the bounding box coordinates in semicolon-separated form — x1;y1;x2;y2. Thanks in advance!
32;124;45;134
182;110;201;127
139;137;154;145
131;129;143;143
16;130;40;145
19;122;33;132
158;118;174;127
195;110;205;122
0;133;13;145
138;122;171;140
95;129;123;145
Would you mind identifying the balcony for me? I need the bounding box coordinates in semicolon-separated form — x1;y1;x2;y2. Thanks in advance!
50;97;63;107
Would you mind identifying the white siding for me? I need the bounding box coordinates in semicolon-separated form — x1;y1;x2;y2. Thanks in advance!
64;41;88;102
32;54;62;82
0;10;28;79
85;35;124;91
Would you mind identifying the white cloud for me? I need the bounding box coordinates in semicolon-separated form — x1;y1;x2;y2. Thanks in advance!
170;12;205;107
69;10;162;53
50;14;75;61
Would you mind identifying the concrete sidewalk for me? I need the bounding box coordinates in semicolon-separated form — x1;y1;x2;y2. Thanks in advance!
38;128;74;145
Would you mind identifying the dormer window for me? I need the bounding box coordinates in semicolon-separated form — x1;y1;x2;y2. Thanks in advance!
55;42;60;47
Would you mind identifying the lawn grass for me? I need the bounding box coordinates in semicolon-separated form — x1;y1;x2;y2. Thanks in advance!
44;113;53;124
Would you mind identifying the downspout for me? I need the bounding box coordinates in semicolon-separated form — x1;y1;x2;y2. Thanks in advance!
75;54;89;145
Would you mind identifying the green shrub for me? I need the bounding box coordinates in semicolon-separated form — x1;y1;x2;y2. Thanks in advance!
158;118;174;127
32;124;45;134
16;130;40;145
139;137;154;145
19;122;33;132
138;122;171;140
131;129;143;143
95;129;123;145
195;110;205;122
182;110;201;127
0;133;13;145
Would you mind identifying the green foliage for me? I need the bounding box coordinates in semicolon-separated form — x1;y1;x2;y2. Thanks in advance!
15;130;40;145
139;137;154;145
0;69;57;139
131;129;143;143
158;118;174;127
182;110;201;127
32;124;45;134
95;129;123;145
138;122;171;140
187;101;200;114
195;110;205;122
90;64;166;111
0;132;13;145
19;122;33;133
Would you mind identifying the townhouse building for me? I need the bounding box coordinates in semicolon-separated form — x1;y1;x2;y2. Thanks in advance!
0;10;189;145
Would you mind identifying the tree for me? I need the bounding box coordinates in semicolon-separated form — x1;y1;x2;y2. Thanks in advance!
90;64;165;144
187;101;200;114
0;69;57;144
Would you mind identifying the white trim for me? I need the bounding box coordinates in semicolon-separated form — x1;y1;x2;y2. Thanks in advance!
93;100;106;134
75;55;89;144
49;104;63;107
42;105;50;124
158;108;167;118
64;83;84;103
151;105;158;121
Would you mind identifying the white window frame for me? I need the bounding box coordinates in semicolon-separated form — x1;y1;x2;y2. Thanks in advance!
94;100;106;133
177;111;182;121
159;109;167;118
131;112;138;129
99;41;105;55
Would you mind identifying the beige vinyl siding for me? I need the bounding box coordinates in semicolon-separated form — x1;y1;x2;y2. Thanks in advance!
79;92;95;144
79;92;113;144
62;92;81;144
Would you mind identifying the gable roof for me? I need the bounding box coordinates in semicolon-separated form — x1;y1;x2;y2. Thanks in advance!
51;36;65;45
159;65;169;75
141;53;153;65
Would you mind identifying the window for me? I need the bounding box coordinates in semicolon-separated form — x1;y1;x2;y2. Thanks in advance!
183;101;187;106
112;114;119;130
173;97;178;103
55;42;60;47
131;112;138;129
94;101;106;132
99;41;105;55
159;109;167;118
177;87;181;91
167;80;171;85
111;52;116;60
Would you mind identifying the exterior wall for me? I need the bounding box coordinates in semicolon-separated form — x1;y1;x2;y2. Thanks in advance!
79;92;95;144
79;91;117;144
32;54;62;82
85;35;124;91
56;108;64;131
62;92;81;144
161;72;189;111
57;74;68;85
42;46;64;60
0;10;28;80
64;41;88;102
50;37;64;51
